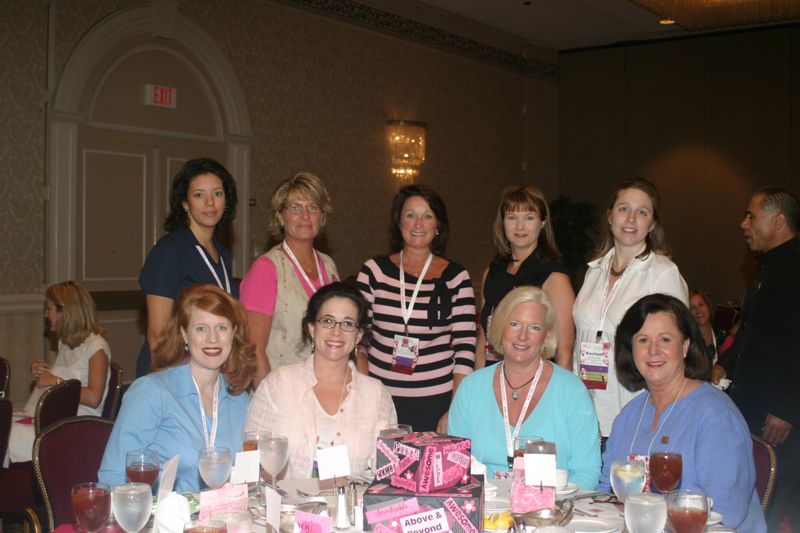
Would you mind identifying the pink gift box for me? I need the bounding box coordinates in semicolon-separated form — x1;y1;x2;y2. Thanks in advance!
375;432;471;493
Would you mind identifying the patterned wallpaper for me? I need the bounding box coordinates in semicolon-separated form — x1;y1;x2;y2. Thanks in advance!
1;0;558;297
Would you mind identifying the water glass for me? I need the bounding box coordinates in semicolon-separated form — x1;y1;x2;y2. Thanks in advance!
625;493;667;533
210;510;251;533
512;434;544;459
609;459;646;502
112;483;152;533
259;435;289;491
125;449;160;490
183;519;228;533
378;424;412;438
649;451;682;492
667;490;709;533
71;482;112;533
198;447;232;490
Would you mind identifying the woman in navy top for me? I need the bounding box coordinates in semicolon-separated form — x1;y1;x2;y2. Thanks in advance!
137;158;239;376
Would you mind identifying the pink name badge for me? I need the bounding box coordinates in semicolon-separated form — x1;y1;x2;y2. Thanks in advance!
365;497;420;525
295;511;332;533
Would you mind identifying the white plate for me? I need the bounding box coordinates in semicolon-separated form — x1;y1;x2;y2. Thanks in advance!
706;511;723;526
557;482;579;496
484;496;511;513
568;517;618;533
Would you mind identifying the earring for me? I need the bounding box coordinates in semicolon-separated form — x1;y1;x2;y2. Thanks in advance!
435;229;440;236
184;207;189;212
184;343;189;352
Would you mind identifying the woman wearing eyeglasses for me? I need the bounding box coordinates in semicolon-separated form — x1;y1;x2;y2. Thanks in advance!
245;282;396;478
240;173;339;387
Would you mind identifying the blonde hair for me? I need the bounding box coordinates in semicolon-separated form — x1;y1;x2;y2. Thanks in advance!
46;281;104;349
268;172;333;237
488;286;559;360
152;284;255;395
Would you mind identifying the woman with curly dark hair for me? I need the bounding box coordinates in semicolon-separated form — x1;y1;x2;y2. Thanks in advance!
136;158;238;376
99;284;255;492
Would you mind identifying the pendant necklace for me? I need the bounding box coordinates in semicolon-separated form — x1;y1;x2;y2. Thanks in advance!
502;363;536;400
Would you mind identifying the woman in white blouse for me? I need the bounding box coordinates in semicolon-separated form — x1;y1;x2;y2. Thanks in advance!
572;178;688;442
245;282;396;477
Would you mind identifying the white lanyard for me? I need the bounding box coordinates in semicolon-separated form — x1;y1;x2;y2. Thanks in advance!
500;359;544;461
629;377;687;457
594;247;644;341
282;241;323;294
192;375;221;449
399;251;434;332
195;245;231;294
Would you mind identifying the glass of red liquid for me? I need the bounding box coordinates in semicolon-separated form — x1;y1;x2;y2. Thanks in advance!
126;449;160;491
71;482;112;533
183;519;227;533
667;489;709;533
650;451;682;492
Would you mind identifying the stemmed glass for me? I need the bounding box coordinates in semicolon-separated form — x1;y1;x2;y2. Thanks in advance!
378;424;412;438
126;449;160;491
183;519;228;533
624;493;667;533
650;451;682;492
667;490;709;533
111;483;152;533
198;447;232;489
609;459;646;502
71;482;111;533
259;435;289;492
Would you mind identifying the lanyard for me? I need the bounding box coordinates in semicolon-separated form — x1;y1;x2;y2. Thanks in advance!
398;251;433;335
500;359;544;463
282;241;323;294
195;245;231;294
594;246;644;342
629;377;687;457
192;375;220;448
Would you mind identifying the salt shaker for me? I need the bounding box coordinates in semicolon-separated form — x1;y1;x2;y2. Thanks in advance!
335;484;350;529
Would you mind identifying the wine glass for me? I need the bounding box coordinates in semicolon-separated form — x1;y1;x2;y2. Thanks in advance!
198;447;232;489
378;424;412;438
609;459;646;502
71;482;112;533
649;451;682;492
625;493;667;533
667;490;709;533
111;483;152;533
183;519;228;533
126;449;160;491
259;435;289;492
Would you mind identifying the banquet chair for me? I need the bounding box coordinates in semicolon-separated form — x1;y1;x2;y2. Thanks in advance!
0;398;36;513
751;433;778;511
0;356;9;399
35;378;80;435
101;361;123;420
29;416;114;531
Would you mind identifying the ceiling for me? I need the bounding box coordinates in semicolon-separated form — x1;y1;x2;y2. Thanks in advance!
357;0;800;52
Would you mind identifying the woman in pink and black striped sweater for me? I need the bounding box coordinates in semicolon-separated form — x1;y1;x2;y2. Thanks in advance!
356;185;476;433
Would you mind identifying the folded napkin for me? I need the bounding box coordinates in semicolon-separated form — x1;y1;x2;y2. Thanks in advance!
470;456;498;500
154;492;191;533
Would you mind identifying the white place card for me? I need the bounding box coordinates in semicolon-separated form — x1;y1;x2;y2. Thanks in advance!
158;454;180;502
523;452;557;487
264;485;282;533
230;450;260;484
316;445;351;480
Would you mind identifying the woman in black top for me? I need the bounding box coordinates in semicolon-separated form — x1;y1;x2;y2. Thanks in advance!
477;185;575;370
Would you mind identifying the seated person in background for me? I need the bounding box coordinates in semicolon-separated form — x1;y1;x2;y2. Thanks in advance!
599;294;765;533
6;281;110;464
99;284;255;492
245;282;396;478
448;286;600;488
688;290;726;364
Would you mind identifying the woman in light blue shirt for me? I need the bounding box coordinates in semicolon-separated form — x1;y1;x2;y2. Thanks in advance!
99;284;256;492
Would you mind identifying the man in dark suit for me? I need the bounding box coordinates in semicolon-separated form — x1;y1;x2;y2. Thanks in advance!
714;186;800;531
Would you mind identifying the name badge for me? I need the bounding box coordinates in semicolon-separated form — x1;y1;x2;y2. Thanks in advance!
391;334;419;375
579;341;610;390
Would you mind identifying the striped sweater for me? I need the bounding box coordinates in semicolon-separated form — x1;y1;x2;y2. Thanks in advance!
356;255;476;397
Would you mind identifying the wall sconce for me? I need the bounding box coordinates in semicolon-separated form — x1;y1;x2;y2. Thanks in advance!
386;120;427;180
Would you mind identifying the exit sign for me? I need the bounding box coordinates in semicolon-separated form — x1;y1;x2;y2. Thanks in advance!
144;84;176;109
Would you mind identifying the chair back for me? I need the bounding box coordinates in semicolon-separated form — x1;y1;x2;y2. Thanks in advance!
0;356;10;399
0;398;11;459
101;362;123;420
35;379;81;435
751;433;778;511
32;416;114;531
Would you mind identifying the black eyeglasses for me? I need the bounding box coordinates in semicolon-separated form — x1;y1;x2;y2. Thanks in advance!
316;317;359;332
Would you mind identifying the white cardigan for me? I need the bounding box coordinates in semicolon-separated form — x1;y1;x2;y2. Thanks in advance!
245;354;397;477
572;249;688;436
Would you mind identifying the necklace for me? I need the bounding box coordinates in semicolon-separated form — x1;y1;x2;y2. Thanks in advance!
335;367;349;414
502;364;536;400
609;262;626;277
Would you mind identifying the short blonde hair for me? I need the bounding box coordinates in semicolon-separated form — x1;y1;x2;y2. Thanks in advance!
488;286;559;360
46;281;104;349
268;172;333;237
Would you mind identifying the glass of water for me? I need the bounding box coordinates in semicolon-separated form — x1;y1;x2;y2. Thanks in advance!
625;493;667;533
610;459;646;502
259;435;288;492
111;482;152;533
198;447;232;489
